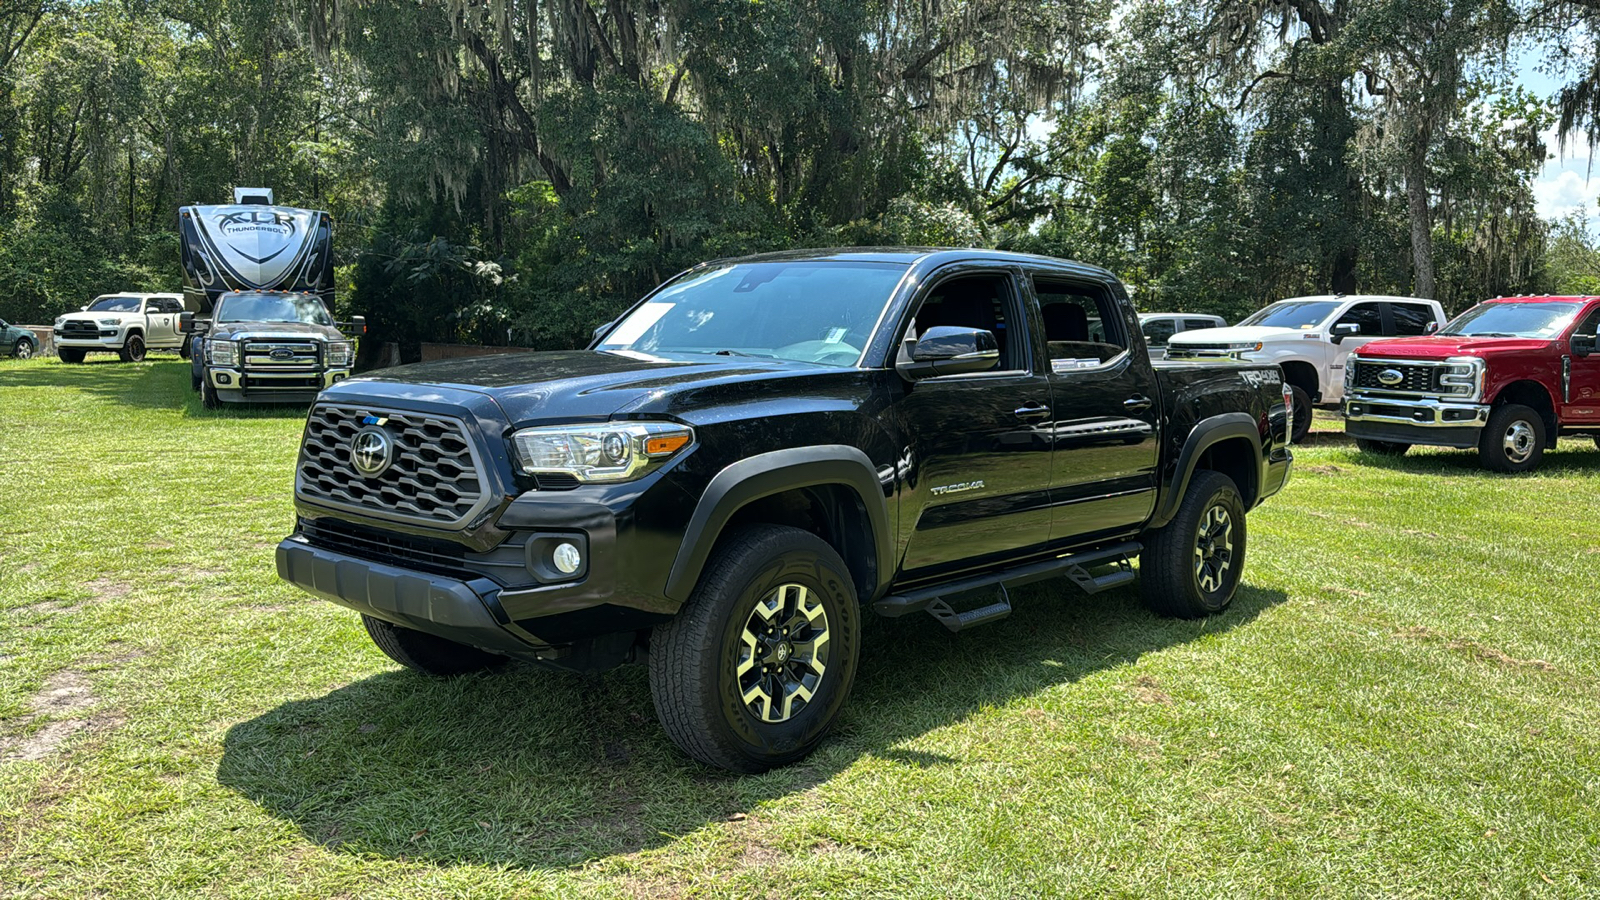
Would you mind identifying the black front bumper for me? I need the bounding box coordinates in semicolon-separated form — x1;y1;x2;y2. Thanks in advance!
277;537;543;658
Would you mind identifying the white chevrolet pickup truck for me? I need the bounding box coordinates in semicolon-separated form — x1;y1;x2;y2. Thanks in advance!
53;293;189;363
1166;294;1446;441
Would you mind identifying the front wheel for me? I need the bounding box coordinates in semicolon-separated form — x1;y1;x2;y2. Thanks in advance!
1478;403;1544;473
1288;385;1312;443
361;615;506;676
1355;438;1410;456
58;348;85;364
1140;470;1247;619
118;333;146;362
12;338;33;360
200;377;222;410
649;525;860;773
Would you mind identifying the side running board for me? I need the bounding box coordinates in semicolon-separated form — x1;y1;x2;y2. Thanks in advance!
873;541;1141;633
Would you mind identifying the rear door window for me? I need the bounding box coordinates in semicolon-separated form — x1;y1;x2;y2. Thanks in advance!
1390;303;1435;336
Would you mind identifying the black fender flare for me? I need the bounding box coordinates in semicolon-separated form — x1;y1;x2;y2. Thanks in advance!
664;445;894;603
1149;413;1264;529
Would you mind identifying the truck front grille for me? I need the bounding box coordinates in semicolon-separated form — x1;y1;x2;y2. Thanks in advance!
245;340;318;371
297;403;490;528
298;517;533;586
1351;360;1442;394
58;321;101;338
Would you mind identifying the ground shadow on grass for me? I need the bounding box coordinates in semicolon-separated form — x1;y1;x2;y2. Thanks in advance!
1341;439;1600;477
218;581;1286;869
1;358;308;418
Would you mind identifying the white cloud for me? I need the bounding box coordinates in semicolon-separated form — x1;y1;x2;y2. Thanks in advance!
1536;126;1600;223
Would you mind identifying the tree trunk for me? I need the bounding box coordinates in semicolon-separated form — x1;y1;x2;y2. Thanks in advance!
1404;141;1434;299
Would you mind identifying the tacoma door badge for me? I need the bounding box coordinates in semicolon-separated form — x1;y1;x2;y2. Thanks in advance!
931;480;984;496
350;427;394;478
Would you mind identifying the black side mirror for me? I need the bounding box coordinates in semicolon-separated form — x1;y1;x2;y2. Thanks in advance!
896;326;1001;380
179;312;195;333
1424;321;1440;334
1329;322;1360;344
1574;334;1597;356
348;315;367;336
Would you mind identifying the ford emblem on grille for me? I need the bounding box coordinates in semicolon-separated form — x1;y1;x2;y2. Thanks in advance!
269;347;295;361
350;427;394;478
1377;368;1404;386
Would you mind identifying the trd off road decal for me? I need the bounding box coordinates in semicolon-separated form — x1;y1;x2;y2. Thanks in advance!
1238;369;1281;387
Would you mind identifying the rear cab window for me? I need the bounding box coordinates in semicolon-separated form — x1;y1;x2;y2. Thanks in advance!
1034;277;1128;372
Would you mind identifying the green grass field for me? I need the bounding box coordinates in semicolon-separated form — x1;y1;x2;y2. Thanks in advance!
2;356;1598;898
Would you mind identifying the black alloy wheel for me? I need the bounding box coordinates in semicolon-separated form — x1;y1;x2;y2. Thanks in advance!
1140;469;1247;618
119;333;146;362
649;524;860;773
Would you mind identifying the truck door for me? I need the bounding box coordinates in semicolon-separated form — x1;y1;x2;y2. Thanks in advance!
1032;274;1160;545
144;298;176;347
889;266;1055;576
1326;300;1387;399
1564;303;1600;425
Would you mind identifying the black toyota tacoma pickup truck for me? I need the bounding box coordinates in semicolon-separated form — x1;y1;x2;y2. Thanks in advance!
276;249;1292;772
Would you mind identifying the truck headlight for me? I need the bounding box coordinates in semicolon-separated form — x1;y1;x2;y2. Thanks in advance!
98;318;120;326
1438;356;1484;399
54;316;65;327
1345;357;1356;392
325;341;353;367
511;421;694;483
209;339;240;367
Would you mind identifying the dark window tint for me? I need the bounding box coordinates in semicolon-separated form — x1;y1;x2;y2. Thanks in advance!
1391;303;1434;336
1574;305;1600;336
1141;318;1177;346
1184;318;1219;330
912;273;1022;370
1334;302;1384;336
1036;278;1127;370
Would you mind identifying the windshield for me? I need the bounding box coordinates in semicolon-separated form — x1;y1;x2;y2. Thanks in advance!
87;296;143;313
1237;300;1341;329
216;293;333;326
1440;301;1582;338
597;261;907;366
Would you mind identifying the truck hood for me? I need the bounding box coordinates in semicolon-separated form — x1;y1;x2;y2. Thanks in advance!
334;349;858;424
59;311;141;323
209;321;345;341
1352;335;1557;360
1167;325;1308;345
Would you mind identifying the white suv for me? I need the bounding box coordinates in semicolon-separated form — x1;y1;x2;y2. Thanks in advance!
1139;313;1227;360
53;293;189;363
1166;294;1446;441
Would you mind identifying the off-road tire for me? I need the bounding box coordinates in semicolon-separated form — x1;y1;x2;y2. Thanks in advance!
200;377;222;410
192;373;202;392
1478;403;1544;473
1355;438;1410;456
58;348;85;364
12;338;32;360
361;614;507;676
179;337;191;360
648;524;861;773
1288;385;1312;443
118;333;146;362
1140;470;1247;618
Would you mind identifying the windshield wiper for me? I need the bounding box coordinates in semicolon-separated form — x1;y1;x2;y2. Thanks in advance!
1461;331;1516;337
712;349;761;357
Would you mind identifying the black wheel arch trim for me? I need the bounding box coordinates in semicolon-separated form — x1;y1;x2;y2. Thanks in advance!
664;445;894;604
1149;412;1264;530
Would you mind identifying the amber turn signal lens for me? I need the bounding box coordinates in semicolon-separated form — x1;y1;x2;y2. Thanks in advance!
644;434;691;457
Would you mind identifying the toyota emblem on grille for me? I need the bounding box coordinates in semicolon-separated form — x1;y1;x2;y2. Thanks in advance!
350;426;394;478
1377;368;1404;386
269;347;295;360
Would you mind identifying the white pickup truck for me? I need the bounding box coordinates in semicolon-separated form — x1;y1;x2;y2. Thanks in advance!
1166;294;1446;441
53;293;189;363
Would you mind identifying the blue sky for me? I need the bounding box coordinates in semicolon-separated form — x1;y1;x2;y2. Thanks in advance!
1516;46;1599;225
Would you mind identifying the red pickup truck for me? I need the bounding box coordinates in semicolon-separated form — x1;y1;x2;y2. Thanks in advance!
1342;295;1600;472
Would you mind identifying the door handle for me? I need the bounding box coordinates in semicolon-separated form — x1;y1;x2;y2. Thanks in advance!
1124;395;1153;412
1014;402;1051;420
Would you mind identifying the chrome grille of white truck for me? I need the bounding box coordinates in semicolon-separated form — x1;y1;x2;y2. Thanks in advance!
244;340;319;370
296;403;489;528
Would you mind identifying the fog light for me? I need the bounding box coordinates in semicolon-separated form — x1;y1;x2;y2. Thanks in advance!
216;373;232;385
552;542;582;575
